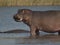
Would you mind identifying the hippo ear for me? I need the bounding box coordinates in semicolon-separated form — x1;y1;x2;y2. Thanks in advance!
17;9;32;14
22;9;32;14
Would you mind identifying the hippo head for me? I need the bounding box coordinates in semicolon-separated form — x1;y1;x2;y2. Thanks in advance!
13;9;32;22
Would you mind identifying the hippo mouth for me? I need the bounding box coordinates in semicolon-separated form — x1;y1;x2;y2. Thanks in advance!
14;19;20;22
13;15;22;22
14;18;23;22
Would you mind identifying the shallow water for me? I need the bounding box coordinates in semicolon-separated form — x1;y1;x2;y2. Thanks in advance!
0;6;60;45
0;33;60;45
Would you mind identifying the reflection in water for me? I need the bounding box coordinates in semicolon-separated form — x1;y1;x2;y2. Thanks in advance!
16;34;60;44
16;34;60;45
0;33;60;45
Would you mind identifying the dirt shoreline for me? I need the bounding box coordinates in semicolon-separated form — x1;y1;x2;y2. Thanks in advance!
0;29;30;33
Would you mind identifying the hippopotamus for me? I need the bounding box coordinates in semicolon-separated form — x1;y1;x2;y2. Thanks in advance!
13;9;60;37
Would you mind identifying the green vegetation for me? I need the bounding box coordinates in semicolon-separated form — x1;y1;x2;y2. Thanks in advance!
0;0;60;6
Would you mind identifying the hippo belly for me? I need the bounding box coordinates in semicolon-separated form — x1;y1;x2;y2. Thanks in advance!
41;14;60;33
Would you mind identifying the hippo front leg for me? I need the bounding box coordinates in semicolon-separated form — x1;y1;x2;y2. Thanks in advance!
35;29;39;36
30;25;37;38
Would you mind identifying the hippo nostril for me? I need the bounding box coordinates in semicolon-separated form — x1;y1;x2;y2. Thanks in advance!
17;18;20;20
13;15;20;20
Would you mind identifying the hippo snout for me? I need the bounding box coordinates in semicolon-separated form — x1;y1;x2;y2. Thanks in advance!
13;15;20;22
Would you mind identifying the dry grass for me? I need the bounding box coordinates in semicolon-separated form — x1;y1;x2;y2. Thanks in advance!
0;0;60;6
